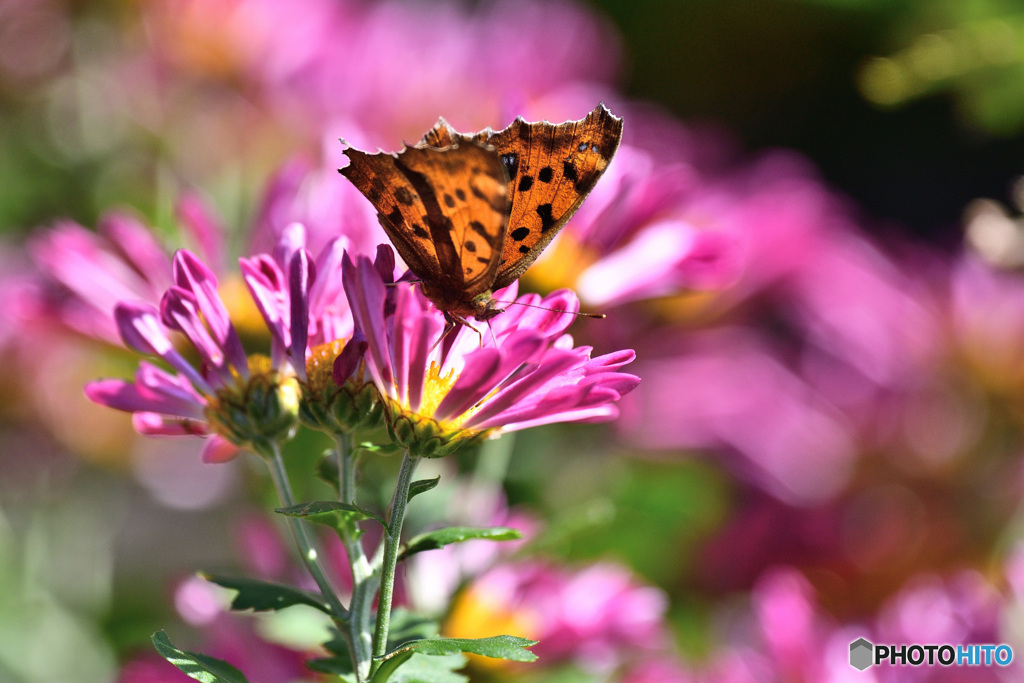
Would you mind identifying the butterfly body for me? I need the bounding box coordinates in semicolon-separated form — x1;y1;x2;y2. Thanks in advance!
341;104;623;328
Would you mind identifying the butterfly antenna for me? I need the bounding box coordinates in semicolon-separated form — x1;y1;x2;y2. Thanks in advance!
503;300;606;319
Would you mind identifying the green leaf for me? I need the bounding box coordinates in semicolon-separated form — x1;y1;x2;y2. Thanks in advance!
384;635;538;663
369;650;414;683
399;527;522;560
310;611;440;677
151;630;250;683
200;573;334;616
276;500;387;531
407;476;440;502
376;653;467;683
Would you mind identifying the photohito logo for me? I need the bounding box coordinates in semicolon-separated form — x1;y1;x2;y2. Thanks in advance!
849;637;1014;670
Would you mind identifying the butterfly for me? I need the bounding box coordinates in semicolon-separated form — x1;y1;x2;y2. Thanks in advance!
340;104;623;331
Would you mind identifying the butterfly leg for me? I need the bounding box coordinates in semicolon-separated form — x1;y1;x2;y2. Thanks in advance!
451;313;485;348
429;312;484;351
429;318;456;353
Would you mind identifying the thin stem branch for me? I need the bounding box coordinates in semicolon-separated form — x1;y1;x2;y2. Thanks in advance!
369;450;421;673
259;440;349;623
335;434;375;682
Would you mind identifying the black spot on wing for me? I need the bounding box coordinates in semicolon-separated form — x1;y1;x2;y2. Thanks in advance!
386;206;403;226
412;224;429;239
538;166;553;183
500;153;519;179
537;203;555;232
518;175;534;192
465;240;477;253
519;245;530;253
469;220;496;245
395;186;414;205
470;184;506;213
455;188;466;201
510;227;530;241
562;161;578;183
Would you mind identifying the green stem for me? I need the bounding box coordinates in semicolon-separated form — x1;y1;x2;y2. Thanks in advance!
259;440;349;623
369;451;421;673
336;434;375;682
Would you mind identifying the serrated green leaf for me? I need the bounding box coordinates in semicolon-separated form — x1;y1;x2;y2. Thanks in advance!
311;612;440;679
201;573;333;616
399;527;522;560
369;650;414;683
276;500;387;531
379;653;467;683
152;631;250;683
384;635;537;663
407;476;440;502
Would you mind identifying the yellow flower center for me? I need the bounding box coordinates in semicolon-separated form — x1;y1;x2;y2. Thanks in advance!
418;361;458;421
306;339;347;395
383;361;495;458
203;353;300;447
219;275;269;343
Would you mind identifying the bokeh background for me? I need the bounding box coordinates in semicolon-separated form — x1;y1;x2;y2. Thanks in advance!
7;0;1024;681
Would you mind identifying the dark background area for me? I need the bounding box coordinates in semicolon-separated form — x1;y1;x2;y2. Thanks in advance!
592;0;1024;242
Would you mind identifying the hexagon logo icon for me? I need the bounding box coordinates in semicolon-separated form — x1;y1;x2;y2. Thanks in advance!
850;638;874;671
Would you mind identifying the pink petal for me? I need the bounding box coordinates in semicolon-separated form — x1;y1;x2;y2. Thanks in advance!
201;436;242;463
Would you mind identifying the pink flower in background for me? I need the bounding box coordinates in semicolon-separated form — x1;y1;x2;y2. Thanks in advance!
621;658;692;683
309;0;621;144
621;327;858;504
610;150;957;504
534;140;739;308
23;197;225;344
25;212;177;343
138;0;620;147
249;140;387;257
950;254;1024;390
141;0;349;96
447;561;668;673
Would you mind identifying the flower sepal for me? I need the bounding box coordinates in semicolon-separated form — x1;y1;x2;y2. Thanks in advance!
301;339;387;435
204;361;301;450
386;408;489;459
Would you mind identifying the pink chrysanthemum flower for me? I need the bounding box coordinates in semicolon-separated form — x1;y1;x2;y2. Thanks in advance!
239;222;384;433
24;195;227;345
84;249;303;463
337;248;640;457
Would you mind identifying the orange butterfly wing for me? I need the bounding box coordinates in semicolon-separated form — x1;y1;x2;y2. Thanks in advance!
421;104;623;290
341;142;509;314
